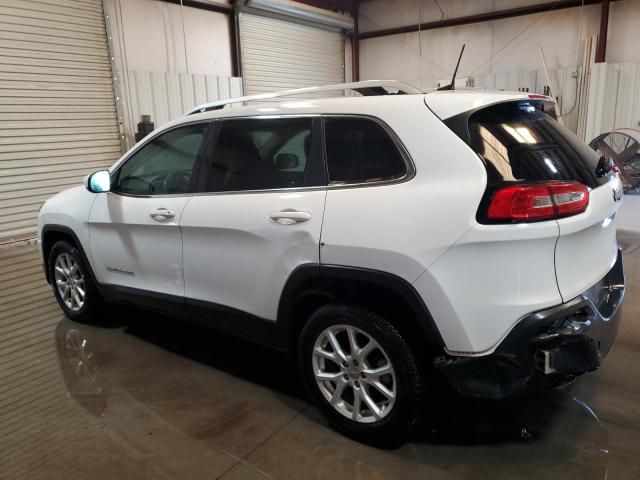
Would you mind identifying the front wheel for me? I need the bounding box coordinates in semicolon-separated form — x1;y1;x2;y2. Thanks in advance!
298;304;425;447
48;241;102;322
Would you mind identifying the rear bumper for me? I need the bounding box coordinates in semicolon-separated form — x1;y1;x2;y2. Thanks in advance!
436;248;625;399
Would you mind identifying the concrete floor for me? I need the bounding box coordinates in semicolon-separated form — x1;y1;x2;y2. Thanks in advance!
1;232;639;480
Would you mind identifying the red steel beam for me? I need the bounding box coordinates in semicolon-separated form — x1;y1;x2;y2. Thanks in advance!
296;0;355;11
159;0;233;14
595;0;610;63
351;1;360;81
359;0;619;40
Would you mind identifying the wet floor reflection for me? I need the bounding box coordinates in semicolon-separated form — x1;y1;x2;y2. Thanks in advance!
52;314;611;480
1;233;639;479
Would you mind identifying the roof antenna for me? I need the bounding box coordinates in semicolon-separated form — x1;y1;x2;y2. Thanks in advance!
437;44;466;91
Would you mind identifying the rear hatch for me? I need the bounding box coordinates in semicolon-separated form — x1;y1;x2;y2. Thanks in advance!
445;99;622;302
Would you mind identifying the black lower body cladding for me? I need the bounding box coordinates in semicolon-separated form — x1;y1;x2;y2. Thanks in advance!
436;249;625;399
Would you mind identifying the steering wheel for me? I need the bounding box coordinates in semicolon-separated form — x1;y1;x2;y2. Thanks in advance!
119;175;151;193
163;170;191;194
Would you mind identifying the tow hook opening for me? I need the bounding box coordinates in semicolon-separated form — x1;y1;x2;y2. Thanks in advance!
535;350;557;375
532;312;598;376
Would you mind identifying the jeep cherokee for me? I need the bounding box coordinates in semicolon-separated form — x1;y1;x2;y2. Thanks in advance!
38;81;625;446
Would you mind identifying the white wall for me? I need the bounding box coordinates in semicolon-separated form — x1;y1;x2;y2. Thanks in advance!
359;0;640;89
584;61;640;138
618;195;640;232
104;0;233;76
103;0;241;148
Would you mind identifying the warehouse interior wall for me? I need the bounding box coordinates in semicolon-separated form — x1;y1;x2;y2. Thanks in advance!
104;0;233;76
103;0;241;148
359;0;640;88
358;0;640;136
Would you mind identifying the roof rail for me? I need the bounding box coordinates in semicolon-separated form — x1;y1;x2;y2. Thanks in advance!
185;80;422;115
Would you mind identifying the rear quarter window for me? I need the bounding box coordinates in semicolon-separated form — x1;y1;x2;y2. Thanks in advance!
324;117;407;184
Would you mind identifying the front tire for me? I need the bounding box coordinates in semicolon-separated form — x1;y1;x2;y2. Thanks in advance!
48;241;102;322
298;304;424;447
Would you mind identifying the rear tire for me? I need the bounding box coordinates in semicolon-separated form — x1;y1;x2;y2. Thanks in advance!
298;304;424;447
48;241;102;323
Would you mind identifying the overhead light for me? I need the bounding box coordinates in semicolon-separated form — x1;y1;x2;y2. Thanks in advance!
503;125;538;144
544;157;558;174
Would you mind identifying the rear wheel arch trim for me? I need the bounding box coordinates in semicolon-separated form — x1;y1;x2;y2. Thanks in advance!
277;263;445;350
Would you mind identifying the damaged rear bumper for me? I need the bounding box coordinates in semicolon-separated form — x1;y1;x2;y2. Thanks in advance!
436;248;625;399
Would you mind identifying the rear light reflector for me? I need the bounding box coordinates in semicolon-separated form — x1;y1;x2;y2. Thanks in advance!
612;162;621;175
487;182;589;222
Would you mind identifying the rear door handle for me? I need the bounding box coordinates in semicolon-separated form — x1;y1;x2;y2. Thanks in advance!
150;208;176;222
269;210;312;225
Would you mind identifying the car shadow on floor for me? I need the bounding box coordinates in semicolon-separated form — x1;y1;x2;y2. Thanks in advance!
117;306;304;398
75;304;597;451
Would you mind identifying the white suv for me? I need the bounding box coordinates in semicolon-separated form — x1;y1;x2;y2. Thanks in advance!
38;81;625;445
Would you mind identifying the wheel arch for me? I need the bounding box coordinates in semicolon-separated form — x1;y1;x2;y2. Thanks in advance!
277;264;445;357
41;225;92;285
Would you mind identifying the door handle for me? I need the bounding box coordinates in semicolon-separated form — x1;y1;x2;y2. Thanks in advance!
269;210;312;225
150;208;176;222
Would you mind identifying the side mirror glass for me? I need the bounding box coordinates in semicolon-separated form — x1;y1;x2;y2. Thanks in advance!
87;170;111;193
275;153;299;170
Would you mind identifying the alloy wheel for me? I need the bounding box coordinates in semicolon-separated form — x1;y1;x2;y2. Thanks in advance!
54;253;86;312
312;324;397;423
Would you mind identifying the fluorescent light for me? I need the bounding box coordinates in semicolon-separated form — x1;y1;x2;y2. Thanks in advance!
544;157;558;174
503;125;537;144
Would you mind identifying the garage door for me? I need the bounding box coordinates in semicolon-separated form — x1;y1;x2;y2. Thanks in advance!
239;12;344;97
0;0;121;242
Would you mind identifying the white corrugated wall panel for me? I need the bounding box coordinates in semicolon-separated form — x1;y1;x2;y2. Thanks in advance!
121;71;243;141
239;13;344;98
0;0;120;242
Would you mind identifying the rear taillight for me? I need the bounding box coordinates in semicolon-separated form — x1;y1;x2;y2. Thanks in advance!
487;182;589;222
527;94;554;100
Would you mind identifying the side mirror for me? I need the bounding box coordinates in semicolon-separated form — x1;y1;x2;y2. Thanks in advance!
87;170;111;193
275;153;299;170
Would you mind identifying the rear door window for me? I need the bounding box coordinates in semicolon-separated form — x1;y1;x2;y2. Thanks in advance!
202;117;319;192
467;102;608;189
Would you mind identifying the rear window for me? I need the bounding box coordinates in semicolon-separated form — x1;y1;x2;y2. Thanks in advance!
467;102;607;188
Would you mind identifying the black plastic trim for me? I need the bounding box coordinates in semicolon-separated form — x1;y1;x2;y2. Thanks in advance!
41;225;94;285
99;284;188;318
187;297;283;349
93;263;445;354
98;283;287;350
277;263;445;349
